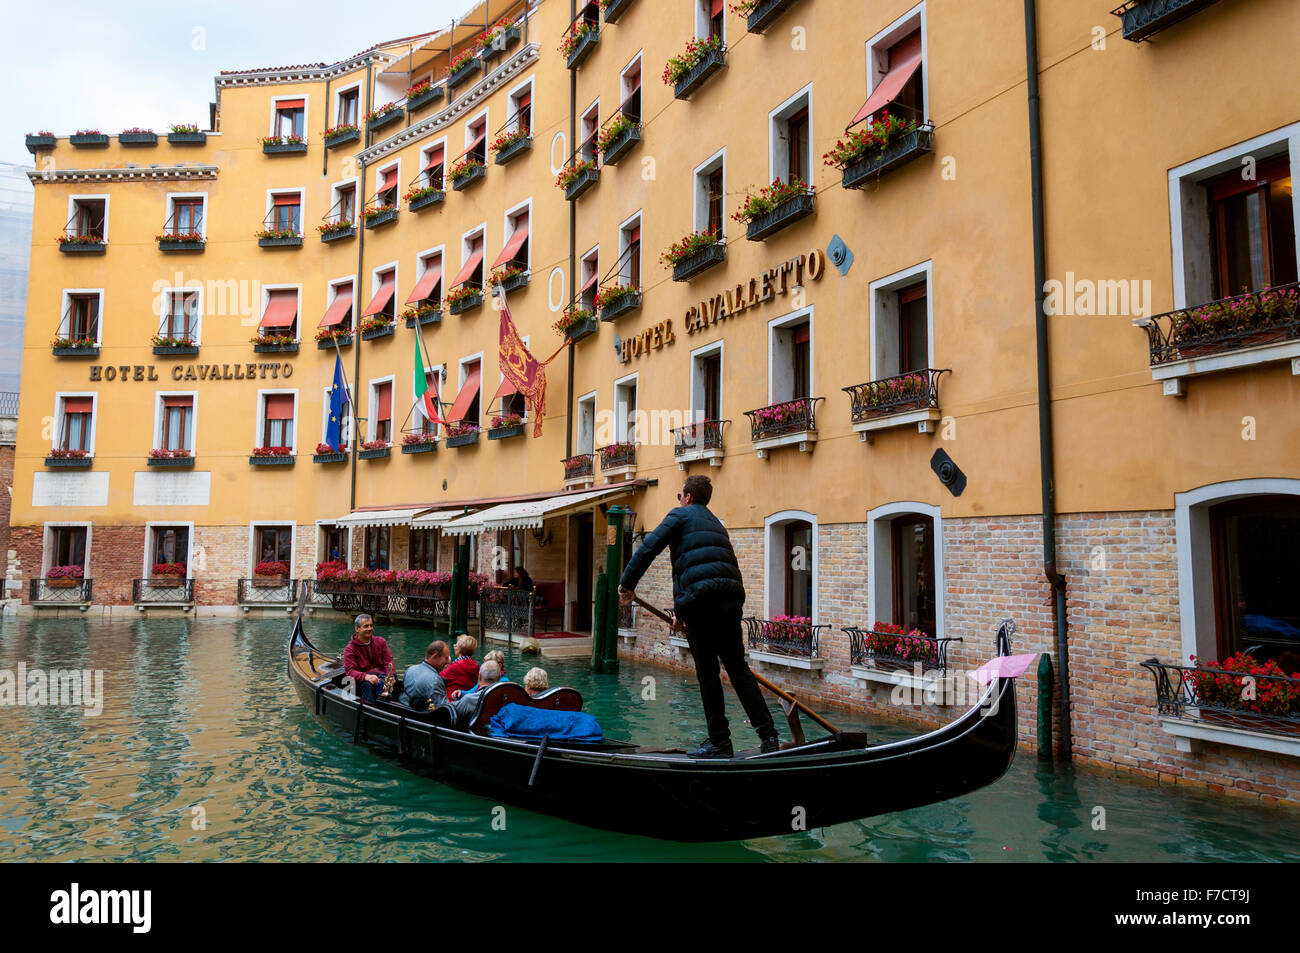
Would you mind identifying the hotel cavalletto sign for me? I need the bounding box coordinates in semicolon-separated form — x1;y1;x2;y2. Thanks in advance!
618;249;825;364
87;361;294;382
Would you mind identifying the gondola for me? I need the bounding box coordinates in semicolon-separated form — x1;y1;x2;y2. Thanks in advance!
288;616;1021;842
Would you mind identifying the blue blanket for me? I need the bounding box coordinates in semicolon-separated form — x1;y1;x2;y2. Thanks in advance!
489;703;604;742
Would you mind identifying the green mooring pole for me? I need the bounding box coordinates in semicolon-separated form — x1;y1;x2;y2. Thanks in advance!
450;536;469;637
591;569;608;673
1037;652;1054;760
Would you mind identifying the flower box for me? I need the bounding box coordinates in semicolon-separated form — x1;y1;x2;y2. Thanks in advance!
152;344;200;356
451;163;487;191
745;0;797;33
745;190;815;241
448;291;484;315
317;333;352;350
601;123;641;165
147;455;195;468
841;125;934;190
52;344;100;357
408;189;445;212
150;576;183;588
565;316;600;343
45;455;92;468
448;59;479;88
1113;0;1224;42
671;242;726;281
565;27;600;69
59;239;106;254
364;207;398;229
564;165;600;201
361;321;395;341
313;450;348;464
25;134;56;153
70;133;110;148
252;341;299;354
496;271;530;294
404;309;442;328
673;45;726;100
167;131;207;145
366;107;404;134
118;131;158;146
249;454;295;466
406;84;444;114
262;141;307;155
602;0;635;23
598;289;642;322
324;128;360;149
258;235;303;248
480;23;522;60
320;224;355;243
253;575;287;588
158;237;205;252
489;423;525;440
446;430;481;448
494;134;533;166
401;440;437;454
46;577;81;589
358;446;391;460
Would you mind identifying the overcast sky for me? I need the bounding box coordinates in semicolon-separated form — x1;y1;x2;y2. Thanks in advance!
3;0;475;165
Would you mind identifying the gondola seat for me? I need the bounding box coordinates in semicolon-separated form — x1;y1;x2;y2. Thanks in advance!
466;682;583;734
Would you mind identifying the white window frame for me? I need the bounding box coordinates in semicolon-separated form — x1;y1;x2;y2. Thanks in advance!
690;339;724;423
65;194;109;242
59;288;104;345
326;275;357;335
316;520;354;568
865;3;928;123
329;176;360;224
767;305;814;404
367;375;397;443
164;191;209;240
619;52;643;106
157;285;204;344
152;390;199;453
618;210;643;286
466;108;490;152
41;521;92;576
768;83;813;185
374;159;402;201
866;500;945;639
577;390;597;455
265;187;306;235
369;259;399;318
334;82;361;127
693;147;726;238
415;363;447;435
507;77;535;134
53;391;98;456
462;223;488;284
255;388;299;454
695;0;724;42
420;136;449;186
763;509;818;624
502;198;533;275
269;94;309;137
457;352;485;426
613;370;639;444
579;244;600;303
248;521;296;578
415;244;446;302
260;283;303;343
579;99;600;159
142;521;196;579
869;260;933;381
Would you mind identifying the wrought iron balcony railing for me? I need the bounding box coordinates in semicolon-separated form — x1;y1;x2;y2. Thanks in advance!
1135;282;1300;367
236;577;299;605
744;617;828;659
312;577;479;623
744;396;822;442
1140;657;1300;737
843;368;948;424
597;442;636;471
1111;0;1224;42
30;577;93;604
133;577;196;604
845;626;962;675
672;419;727;456
563;453;595;481
480;586;535;640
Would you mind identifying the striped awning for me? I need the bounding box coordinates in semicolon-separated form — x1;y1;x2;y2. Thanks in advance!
409;508;468;530
333;507;428;528
440;485;635;535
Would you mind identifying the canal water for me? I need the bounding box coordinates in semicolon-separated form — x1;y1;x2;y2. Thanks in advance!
2;615;1298;862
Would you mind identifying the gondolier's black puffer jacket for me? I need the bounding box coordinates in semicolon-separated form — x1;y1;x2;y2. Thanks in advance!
619;503;745;614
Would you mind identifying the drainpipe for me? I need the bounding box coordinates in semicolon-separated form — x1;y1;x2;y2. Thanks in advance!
350;57;373;512
1024;0;1070;760
565;0;577;460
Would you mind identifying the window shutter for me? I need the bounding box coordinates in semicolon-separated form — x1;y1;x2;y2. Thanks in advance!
265;394;295;420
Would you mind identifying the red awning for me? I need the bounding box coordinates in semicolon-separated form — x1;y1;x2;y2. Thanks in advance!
379;167;398;192
710;0;723;15
446;365;481;423
320;284;353;328
849;31;922;128
424;145;445;171
163;395;193;408
362;272;396;316
265;394;295;419
376;383;392;420
580;271;598;293
629;226;640;242
277;98;305;110
451;248;484;288
493;376;519;399
406;261;443;303
63;397;93;413
517;90;531;108
273;193;300;206
493;223;530;268
459;129;486;161
260;290;298;329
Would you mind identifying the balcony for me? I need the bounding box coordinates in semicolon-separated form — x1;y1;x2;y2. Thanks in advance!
745;0;799;33
843;368;948;441
602;0;635;23
744;189;815;242
744;396;822;458
744;617;828;670
1111;0;1224;41
324;126;360;149
44;452;92;468
450;162;487;191
1140;657;1300;758
249;450;295;466
597;442;636;481
366;105;404;135
147;451;195;468
237;577;300;609
672;44;726;100
70;133;109;148
563;453;595;488
1134;284;1300;396
841;124;935;190
670;241;725;282
261;137;307;155
133;577;196;607
672;419;727;468
846;625;962;693
29;577;93;608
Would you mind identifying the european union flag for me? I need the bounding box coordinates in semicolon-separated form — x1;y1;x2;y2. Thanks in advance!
326;352;347;451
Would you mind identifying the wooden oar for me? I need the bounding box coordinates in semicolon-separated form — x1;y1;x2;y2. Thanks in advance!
628;595;841;736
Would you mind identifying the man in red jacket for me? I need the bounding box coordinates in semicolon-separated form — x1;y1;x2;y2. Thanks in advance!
342;614;394;702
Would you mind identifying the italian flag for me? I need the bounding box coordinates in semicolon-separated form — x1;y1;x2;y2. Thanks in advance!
413;329;442;425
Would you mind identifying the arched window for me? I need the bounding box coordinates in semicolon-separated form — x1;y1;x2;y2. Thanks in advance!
765;511;817;620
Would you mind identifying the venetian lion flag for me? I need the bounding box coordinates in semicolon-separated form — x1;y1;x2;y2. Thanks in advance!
412;325;446;427
498;287;565;437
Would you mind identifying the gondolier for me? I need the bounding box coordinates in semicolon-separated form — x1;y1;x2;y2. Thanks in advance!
619;475;779;758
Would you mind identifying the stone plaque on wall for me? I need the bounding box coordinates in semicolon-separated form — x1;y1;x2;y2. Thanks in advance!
132;471;212;507
31;472;110;507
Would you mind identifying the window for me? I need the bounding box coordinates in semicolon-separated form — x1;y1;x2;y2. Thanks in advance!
321;384;353;449
1210;496;1300;665
364;527;390;570
255;525;292;565
68;198;106;239
410;529;439;571
769;312;812;404
892;515;936;635
150;526;190;570
500;207;530;272
415;367;442;435
321;280;354;335
274;98;305;138
63;293;100;342
577;392;596;455
162;290;199;341
412;252;443;308
870;262;931;380
270;192;302;234
510;85;533;135
897;281;928;373
376;164;399;207
859;15;926;127
260;393;295;448
366;267;397;321
614;375;637;443
461;359;482;425
694;151;725;238
456;231;486;291
580;103;599;162
580;248;599;312
692;344;723;422
620;57;642;123
371;380;393;442
331;182;356;225
167;196;204;237
337;88;359;127
698;0;725;40
322;525;348;565
784;521;813;617
49;526;87;571
467;115;488;164
770;88;812;186
259;288;299;339
58;396;93;452
158;395;194;451
1203;155;1296;298
422;143;445;190
765;512;817;622
619;215;642;288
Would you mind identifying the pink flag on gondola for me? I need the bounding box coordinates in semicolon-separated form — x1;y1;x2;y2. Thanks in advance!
969;653;1038;685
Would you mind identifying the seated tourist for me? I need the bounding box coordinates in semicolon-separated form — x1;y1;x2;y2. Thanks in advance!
439;634;480;694
449;660;503;727
398;640;451;709
341;614;393;703
465;650;508;693
509;565;534;591
524;667;549;697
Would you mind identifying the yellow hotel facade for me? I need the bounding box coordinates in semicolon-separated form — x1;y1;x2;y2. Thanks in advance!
16;0;1300;800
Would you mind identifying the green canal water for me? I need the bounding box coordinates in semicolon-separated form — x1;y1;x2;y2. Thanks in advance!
2;615;1298;862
